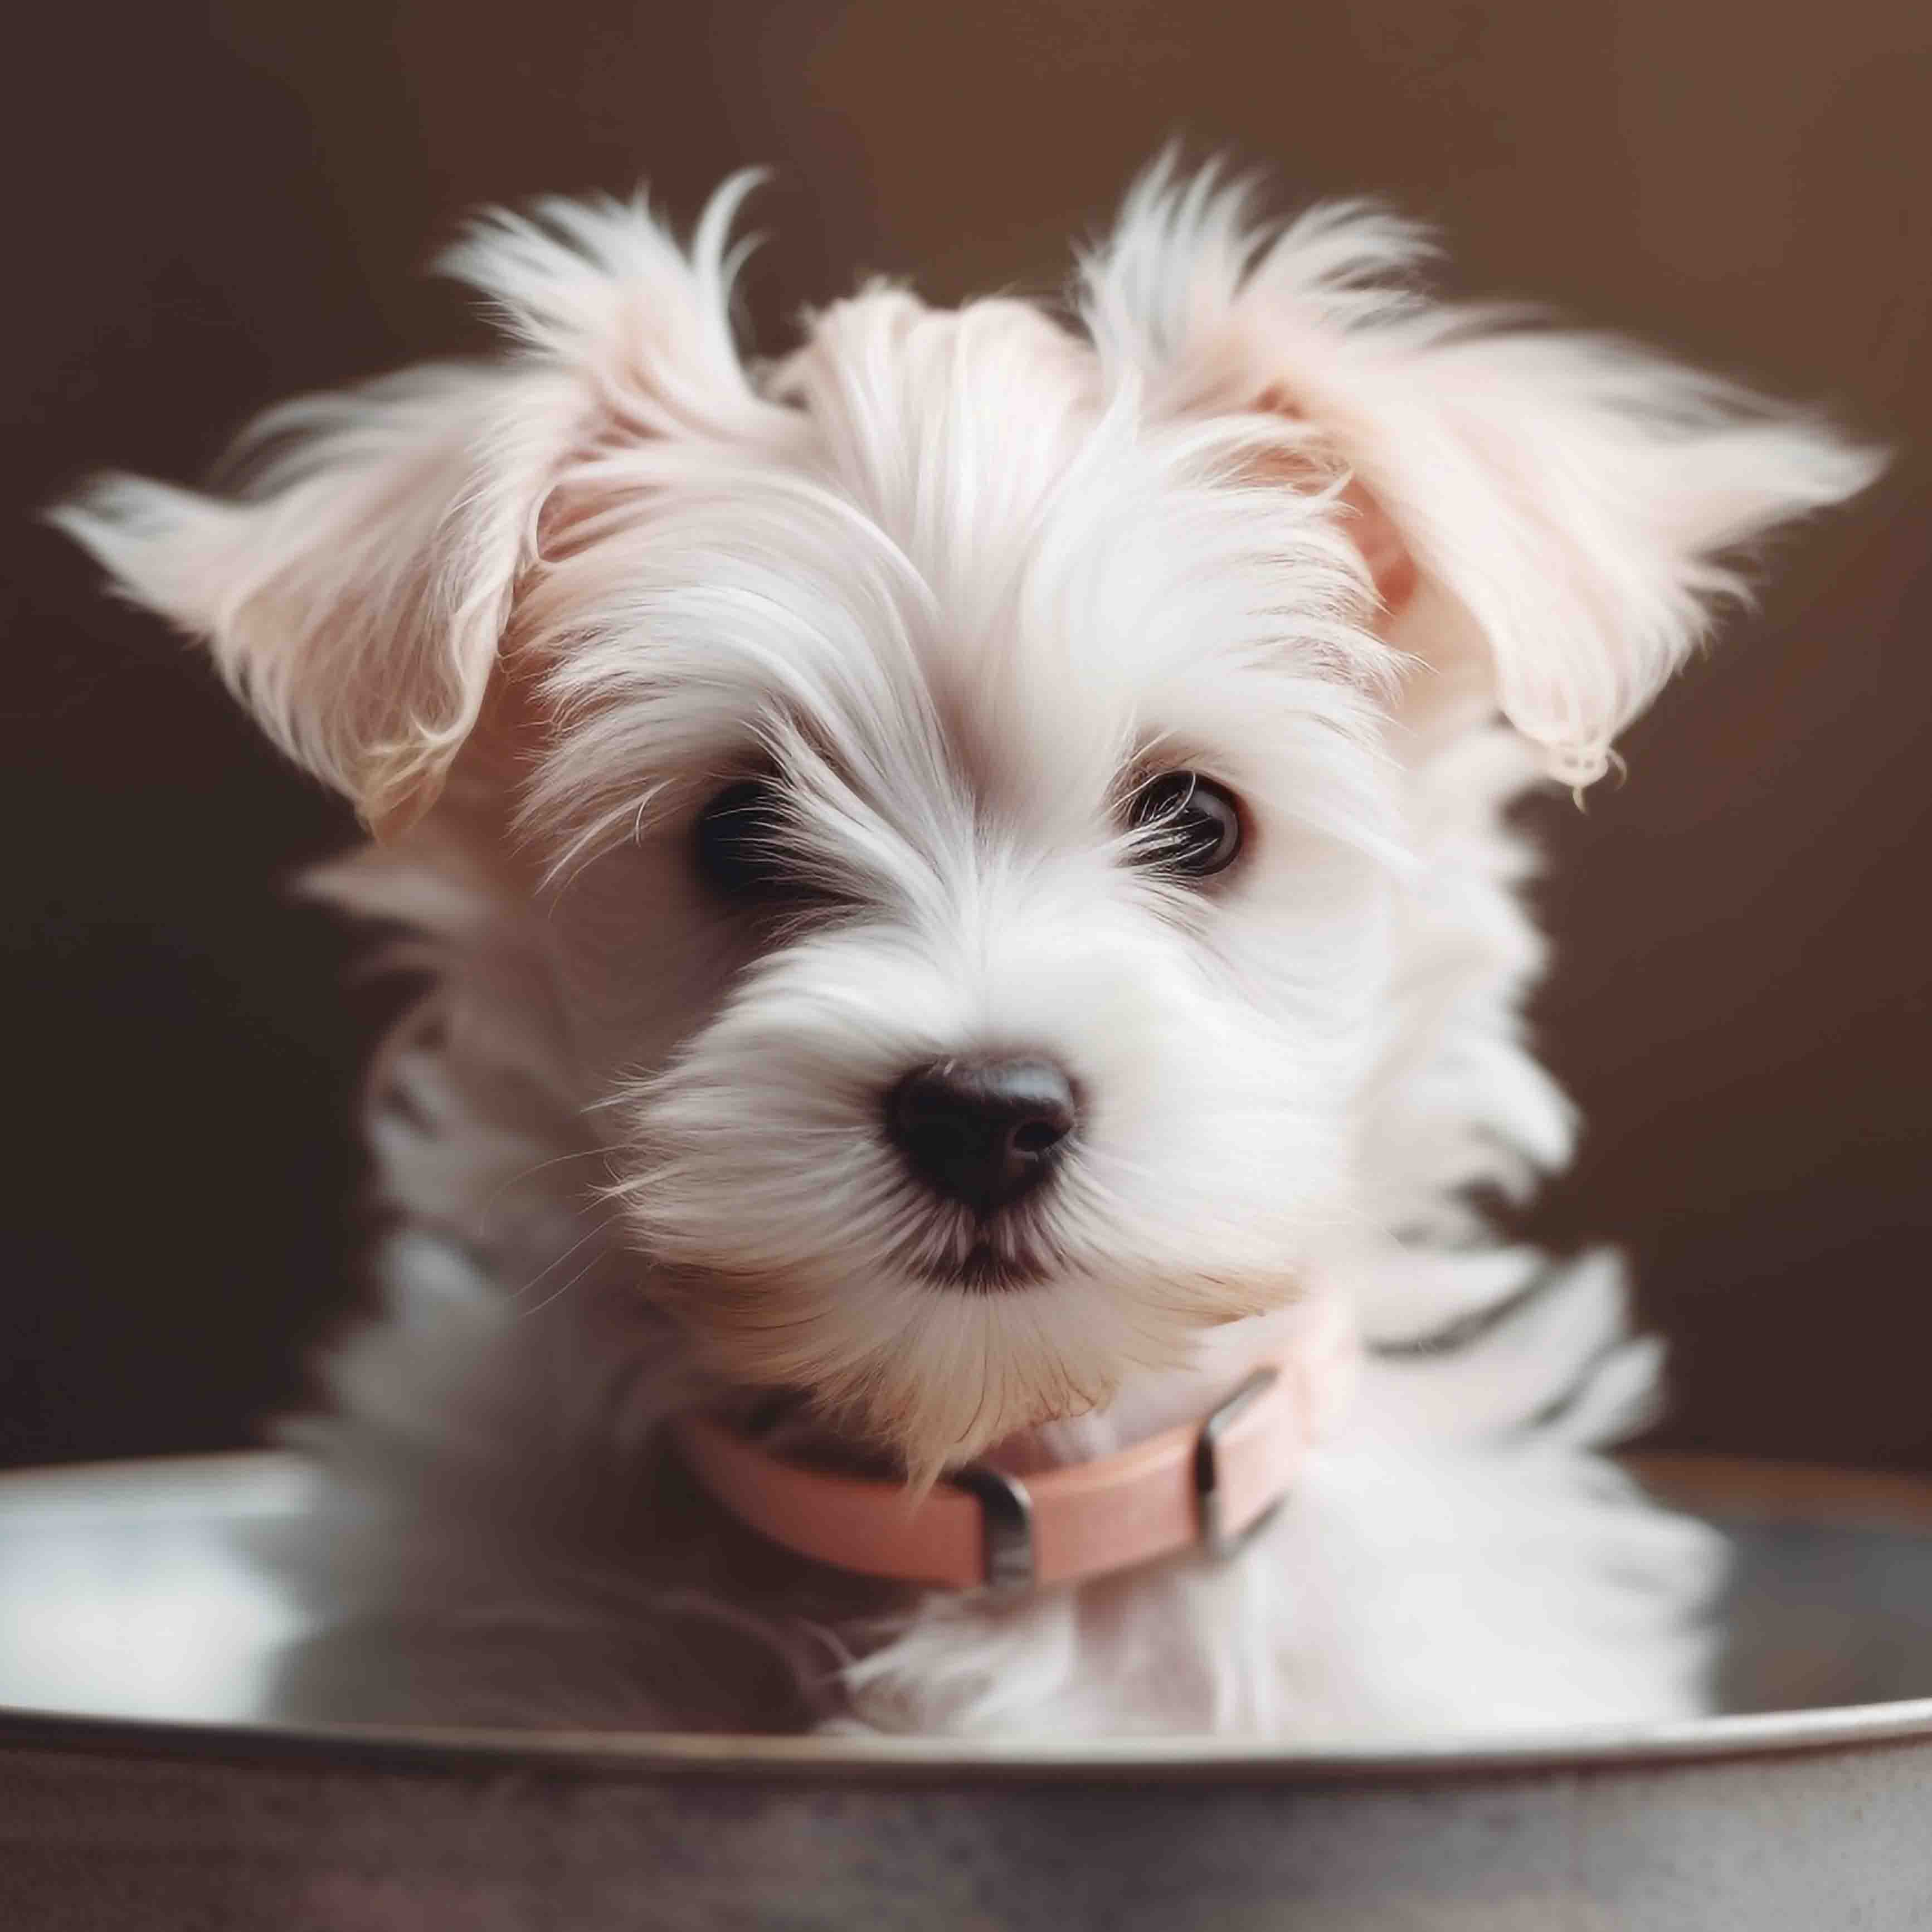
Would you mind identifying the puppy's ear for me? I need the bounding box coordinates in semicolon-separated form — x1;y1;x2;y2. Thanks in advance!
1083;161;1883;785
52;178;768;835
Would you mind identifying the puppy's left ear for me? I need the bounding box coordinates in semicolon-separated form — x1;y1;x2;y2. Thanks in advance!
52;178;768;836
1084;164;1885;785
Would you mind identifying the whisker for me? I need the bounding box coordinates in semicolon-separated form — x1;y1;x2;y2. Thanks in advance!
508;1214;619;1303
515;1247;611;1322
502;1143;612;1191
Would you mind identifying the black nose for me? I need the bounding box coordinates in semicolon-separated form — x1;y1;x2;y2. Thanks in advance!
885;1057;1077;1213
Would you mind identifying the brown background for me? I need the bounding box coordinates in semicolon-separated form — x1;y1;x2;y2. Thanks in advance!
6;2;1928;1470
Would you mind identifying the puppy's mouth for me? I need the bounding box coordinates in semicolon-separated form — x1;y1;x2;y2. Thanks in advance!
893;1203;1065;1293
921;1242;1050;1293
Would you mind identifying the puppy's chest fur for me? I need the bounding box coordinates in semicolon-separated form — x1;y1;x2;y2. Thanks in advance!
259;737;1720;1741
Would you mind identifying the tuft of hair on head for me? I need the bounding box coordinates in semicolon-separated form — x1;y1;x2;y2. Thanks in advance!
48;174;777;839
1079;152;1886;789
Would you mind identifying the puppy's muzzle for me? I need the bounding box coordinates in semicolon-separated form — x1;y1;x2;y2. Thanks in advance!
885;1055;1076;1213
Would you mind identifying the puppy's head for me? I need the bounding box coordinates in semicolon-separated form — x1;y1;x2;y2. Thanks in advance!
57;163;1877;1477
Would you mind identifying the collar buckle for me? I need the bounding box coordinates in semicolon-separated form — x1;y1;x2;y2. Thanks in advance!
951;1360;1290;1596
949;1462;1036;1597
1193;1363;1286;1560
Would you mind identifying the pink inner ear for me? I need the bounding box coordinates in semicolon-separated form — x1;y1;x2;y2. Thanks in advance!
1250;389;1418;627
1337;474;1419;624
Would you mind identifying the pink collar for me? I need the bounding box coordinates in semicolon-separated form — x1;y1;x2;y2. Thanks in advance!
671;1356;1313;1595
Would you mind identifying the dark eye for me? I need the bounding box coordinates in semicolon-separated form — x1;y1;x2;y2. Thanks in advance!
695;777;789;896
1123;771;1244;878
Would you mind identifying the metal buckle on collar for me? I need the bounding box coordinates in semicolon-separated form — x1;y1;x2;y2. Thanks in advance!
1193;1363;1285;1561
950;1462;1036;1597
951;1361;1288;1595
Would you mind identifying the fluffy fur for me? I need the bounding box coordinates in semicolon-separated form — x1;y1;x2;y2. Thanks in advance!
56;158;1878;1739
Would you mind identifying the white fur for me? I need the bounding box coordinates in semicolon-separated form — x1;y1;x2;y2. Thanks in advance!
55;159;1878;1739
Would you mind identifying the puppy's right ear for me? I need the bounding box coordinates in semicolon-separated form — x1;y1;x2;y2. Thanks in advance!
1083;159;1882;789
52;177;771;837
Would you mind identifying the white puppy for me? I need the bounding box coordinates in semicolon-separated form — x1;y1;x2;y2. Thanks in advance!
57;160;1877;1740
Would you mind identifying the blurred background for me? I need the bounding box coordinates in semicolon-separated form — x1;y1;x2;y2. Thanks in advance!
4;1;1927;1473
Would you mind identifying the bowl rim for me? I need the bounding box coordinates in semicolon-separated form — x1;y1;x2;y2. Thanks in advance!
8;1695;1932;1787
